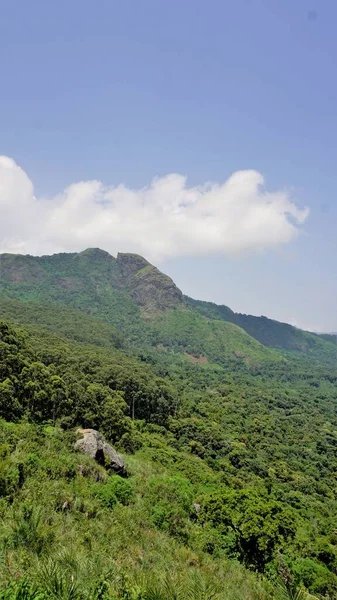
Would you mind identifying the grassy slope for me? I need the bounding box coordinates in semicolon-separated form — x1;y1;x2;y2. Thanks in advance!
0;421;270;600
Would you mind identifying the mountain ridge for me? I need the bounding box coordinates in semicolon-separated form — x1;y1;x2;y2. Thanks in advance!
0;248;335;366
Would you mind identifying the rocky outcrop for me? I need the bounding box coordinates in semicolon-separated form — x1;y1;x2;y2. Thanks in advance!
116;253;150;279
116;253;183;314
75;428;127;476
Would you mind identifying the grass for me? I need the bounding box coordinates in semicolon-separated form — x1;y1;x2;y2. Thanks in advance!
0;421;273;599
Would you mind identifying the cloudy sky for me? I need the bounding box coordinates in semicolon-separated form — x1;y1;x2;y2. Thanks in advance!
0;1;336;331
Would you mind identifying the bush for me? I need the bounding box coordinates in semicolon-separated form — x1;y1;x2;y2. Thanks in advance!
292;558;337;598
92;476;134;509
145;475;193;539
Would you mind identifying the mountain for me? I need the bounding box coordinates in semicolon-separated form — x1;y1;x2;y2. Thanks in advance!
0;247;183;313
0;248;335;367
0;249;337;598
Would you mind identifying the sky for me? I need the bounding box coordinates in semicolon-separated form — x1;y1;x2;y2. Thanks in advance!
0;0;336;332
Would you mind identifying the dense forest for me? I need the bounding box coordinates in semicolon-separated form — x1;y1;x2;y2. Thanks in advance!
0;249;336;599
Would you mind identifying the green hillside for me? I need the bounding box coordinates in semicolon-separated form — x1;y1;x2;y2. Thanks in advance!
0;418;274;600
184;296;336;365
2;248;335;368
0;249;337;598
0;296;125;350
150;308;283;367
0;250;142;334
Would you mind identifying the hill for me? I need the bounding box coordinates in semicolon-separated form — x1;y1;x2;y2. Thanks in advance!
1;248;335;367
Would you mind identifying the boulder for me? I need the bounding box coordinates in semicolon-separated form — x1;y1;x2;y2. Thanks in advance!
75;428;127;477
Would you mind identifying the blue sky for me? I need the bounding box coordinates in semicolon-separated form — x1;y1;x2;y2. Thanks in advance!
0;0;336;331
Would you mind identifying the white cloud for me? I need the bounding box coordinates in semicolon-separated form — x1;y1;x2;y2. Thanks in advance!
0;155;309;262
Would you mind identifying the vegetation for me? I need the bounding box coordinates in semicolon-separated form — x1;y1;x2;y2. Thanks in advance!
184;296;337;365
0;249;336;598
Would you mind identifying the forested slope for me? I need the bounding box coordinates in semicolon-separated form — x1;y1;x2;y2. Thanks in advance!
0;249;336;598
184;297;336;365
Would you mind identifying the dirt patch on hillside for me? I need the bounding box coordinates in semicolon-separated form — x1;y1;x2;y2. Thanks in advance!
184;352;208;364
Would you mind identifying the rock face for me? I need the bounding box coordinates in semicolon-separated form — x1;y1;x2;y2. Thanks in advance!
116;253;183;314
75;428;127;476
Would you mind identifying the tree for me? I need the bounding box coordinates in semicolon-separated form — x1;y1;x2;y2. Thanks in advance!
200;487;298;570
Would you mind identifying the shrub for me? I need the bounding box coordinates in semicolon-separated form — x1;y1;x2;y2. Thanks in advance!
92;476;134;509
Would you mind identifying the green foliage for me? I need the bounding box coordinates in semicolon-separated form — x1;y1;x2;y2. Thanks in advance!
0;249;336;599
0;421;271;599
0;441;20;498
144;475;193;539
200;487;297;570
185;296;337;365
93;477;134;509
0;311;336;596
9;505;54;554
0;319;176;430
0;580;45;600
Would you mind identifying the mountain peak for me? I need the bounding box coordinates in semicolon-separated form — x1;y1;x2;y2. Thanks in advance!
0;248;183;315
77;248;114;261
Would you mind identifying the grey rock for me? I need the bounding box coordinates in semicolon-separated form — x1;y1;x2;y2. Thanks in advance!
116;253;183;313
75;428;127;477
